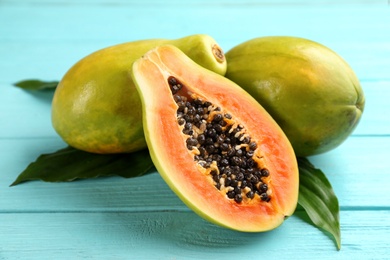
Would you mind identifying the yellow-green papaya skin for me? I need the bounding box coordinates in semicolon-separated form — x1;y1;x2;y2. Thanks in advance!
52;34;226;154
225;36;365;156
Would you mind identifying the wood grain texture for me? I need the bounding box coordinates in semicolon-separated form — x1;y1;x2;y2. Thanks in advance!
1;0;389;259
1;3;389;83
1;136;389;212
1;211;389;259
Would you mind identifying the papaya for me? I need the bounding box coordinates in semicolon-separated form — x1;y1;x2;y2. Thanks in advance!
51;34;226;154
225;36;365;156
131;45;299;232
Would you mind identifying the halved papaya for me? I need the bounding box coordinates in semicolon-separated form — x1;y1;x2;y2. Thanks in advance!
131;45;299;232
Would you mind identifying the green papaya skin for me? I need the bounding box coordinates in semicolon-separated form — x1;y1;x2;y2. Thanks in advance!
52;34;226;154
225;36;365;156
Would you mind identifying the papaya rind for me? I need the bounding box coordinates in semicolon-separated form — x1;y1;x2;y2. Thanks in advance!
51;34;226;154
225;36;365;156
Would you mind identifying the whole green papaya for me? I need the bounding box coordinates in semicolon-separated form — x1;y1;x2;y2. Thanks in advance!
225;36;365;156
52;34;226;154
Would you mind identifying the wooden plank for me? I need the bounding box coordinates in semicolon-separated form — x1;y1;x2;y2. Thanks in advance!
0;210;389;259
2;0;388;6
309;135;390;208
356;80;390;135
0;137;184;213
0;86;57;138
1;136;389;214
0;5;389;82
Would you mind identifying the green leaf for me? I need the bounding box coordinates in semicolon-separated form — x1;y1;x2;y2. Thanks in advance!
13;79;58;90
11;146;155;186
297;157;341;250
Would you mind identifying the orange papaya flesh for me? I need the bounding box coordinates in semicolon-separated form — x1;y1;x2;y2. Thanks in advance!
131;45;299;232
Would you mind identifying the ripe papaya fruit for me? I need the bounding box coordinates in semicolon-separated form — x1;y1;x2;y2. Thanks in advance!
225;36;365;156
52;34;226;154
131;45;299;232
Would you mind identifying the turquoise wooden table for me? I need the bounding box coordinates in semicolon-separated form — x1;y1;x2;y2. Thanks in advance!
1;0;389;259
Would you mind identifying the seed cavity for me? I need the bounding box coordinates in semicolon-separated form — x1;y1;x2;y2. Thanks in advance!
169;76;271;204
168;76;183;94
